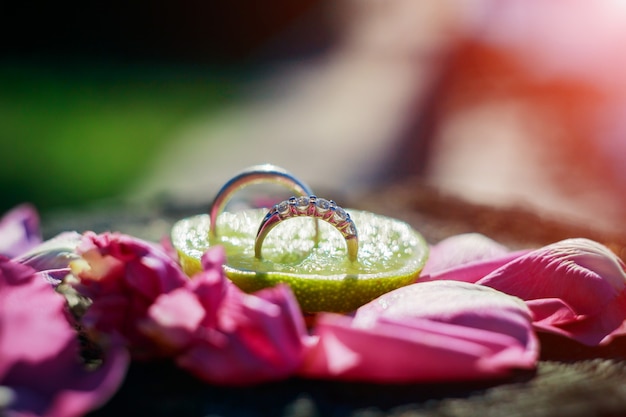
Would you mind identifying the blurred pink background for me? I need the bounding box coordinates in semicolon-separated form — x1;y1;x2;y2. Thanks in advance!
133;0;626;234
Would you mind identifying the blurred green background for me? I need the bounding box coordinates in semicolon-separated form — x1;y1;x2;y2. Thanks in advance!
0;63;239;213
0;1;323;215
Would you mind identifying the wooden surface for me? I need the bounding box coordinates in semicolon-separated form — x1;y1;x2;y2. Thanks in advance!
44;179;626;417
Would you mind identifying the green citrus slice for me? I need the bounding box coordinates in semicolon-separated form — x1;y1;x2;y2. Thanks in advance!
171;209;428;313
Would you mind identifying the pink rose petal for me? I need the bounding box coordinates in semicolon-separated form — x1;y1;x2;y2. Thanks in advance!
71;232;188;358
420;252;526;283
477;238;626;345
176;284;308;386
142;247;309;386
300;281;537;383
140;288;206;353
420;233;530;283
0;257;128;417
422;233;510;275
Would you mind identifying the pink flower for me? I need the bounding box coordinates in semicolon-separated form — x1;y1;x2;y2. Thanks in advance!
140;246;310;386
0;257;128;417
476;238;626;346
300;280;538;383
0;204;42;258
70;232;188;358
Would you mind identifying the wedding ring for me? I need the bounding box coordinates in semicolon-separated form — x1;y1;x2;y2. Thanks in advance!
209;164;315;238
255;195;358;262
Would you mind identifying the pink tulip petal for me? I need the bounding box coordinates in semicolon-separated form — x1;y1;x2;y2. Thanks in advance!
0;204;42;258
477;238;626;345
0;257;128;417
301;281;537;383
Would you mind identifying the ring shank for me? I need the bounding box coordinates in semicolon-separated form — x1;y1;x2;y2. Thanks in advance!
209;164;315;239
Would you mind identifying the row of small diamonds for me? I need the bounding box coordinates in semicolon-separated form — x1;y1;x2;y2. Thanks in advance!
270;195;357;238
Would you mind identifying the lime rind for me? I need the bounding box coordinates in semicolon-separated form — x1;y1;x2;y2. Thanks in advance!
172;209;428;312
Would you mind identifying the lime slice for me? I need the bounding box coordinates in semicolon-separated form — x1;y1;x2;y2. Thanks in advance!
171;209;428;313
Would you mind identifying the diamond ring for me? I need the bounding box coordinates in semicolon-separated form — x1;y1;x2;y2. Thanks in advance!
209;164;316;239
255;195;358;262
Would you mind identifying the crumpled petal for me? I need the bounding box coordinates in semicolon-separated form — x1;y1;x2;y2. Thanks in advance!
477;238;626;345
0;257;128;417
141;246;310;386
300;280;537;383
420;233;529;283
0;204;42;258
176;284;309;386
70;232;189;357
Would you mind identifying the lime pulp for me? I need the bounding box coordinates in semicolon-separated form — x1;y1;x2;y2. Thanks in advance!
172;209;428;313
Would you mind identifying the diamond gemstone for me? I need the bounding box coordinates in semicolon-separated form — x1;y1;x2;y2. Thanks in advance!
344;222;357;237
296;196;310;211
277;201;290;215
315;198;330;212
333;207;348;223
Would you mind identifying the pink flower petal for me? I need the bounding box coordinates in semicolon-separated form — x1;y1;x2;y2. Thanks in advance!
477;238;626;345
0;204;41;258
0;257;128;417
422;233;511;275
140;246;309;385
420;252;526;283
300;281;537;383
525;298;581;326
71;232;189;358
176;281;309;386
140;288;206;353
420;233;530;283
